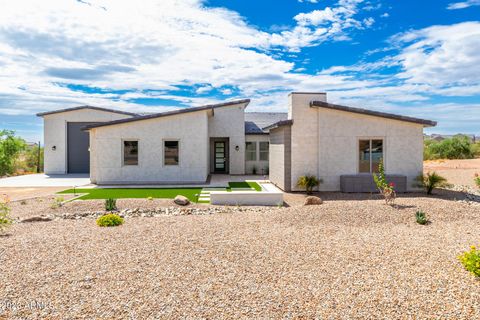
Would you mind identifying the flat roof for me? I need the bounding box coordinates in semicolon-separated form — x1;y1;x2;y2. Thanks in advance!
36;106;138;117
310;101;437;127
83;99;251;130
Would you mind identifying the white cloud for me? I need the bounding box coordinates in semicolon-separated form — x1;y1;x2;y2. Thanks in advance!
381;12;389;18
447;0;480;10
0;1;478;134
392;22;480;87
298;0;319;3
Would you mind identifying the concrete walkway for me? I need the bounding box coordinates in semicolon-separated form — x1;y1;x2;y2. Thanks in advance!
0;174;91;187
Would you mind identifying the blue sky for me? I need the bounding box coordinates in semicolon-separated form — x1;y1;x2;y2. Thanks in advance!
0;0;479;142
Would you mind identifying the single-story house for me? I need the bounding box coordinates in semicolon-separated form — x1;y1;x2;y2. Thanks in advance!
37;92;436;191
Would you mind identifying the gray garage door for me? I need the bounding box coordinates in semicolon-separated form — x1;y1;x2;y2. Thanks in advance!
67;122;98;173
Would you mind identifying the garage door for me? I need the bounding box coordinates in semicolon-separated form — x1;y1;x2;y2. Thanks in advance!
67;122;98;173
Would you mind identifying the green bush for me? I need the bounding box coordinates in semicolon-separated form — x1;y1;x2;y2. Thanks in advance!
0;196;13;234
415;172;449;195
424;135;474;160
475;174;480;188
105;198;117;211
415;211;428;225
0;130;26;176
458;246;480;278
297;175;322;194
96;214;124;227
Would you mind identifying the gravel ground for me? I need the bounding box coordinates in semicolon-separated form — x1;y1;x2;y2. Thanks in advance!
1;191;479;319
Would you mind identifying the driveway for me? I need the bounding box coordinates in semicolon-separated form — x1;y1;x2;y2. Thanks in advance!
0;174;91;187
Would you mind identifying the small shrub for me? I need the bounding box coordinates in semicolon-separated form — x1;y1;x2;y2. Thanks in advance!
297;175;322;194
0;195;13;234
105;198;117;211
50;196;64;209
147;196;154;201
415;210;428;225
458;245;480;278
373;160;396;205
415;172;449;195
474;173;480;188
20;200;27;205
96;214;124;227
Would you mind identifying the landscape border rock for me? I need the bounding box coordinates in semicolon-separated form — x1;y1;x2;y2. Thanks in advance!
303;196;323;206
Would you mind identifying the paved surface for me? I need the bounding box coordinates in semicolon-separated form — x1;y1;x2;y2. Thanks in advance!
0;187;68;201
0;174;91;187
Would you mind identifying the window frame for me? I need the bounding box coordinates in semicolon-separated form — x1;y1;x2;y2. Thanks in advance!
259;141;269;161
163;139;180;166
358;138;385;174
122;139;139;166
245;141;257;161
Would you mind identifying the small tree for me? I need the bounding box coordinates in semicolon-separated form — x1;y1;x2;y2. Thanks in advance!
415;172;449;195
0;130;26;176
373;160;396;205
297;175;322;194
474;173;480;188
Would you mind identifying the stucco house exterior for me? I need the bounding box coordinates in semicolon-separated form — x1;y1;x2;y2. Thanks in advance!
37;92;436;191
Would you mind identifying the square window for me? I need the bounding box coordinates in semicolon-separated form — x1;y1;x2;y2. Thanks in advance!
359;139;383;173
123;141;138;166
259;141;269;161
164;141;179;165
246;141;256;161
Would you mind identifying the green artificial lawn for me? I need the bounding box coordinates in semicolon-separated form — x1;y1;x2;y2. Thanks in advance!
227;181;262;191
58;188;202;202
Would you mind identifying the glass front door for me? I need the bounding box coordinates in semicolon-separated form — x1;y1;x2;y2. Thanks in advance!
214;141;226;172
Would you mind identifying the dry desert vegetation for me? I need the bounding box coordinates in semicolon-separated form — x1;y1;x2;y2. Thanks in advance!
0;162;480;319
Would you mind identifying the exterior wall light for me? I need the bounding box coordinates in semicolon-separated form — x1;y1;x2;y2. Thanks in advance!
235;145;239;151
52;145;56;151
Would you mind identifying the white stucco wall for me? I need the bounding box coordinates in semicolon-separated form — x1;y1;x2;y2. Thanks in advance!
287;93;426;192
245;134;269;175
314;108;424;191
42;109;133;174
268;126;291;191
288;93;327;191
90;111;210;184
208;103;247;174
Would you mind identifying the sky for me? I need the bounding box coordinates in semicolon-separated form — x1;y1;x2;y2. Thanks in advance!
0;0;479;142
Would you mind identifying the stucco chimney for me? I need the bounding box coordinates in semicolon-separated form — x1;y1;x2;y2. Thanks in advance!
288;92;327;120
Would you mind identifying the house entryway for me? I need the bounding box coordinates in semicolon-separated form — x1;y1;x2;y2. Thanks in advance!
210;138;229;174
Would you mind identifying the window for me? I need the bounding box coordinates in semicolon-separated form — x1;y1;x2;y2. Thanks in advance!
246;142;256;161
123;141;138;165
259;141;269;161
164;141;179;165
359;139;383;173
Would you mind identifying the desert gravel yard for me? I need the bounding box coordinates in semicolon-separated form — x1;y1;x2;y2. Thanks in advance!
1;192;480;319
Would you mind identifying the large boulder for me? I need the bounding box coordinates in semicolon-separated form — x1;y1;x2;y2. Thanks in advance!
303;196;323;206
174;195;190;206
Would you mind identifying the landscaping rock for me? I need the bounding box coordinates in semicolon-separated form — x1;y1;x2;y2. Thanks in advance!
303;196;323;206
174;195;190;206
20;215;54;223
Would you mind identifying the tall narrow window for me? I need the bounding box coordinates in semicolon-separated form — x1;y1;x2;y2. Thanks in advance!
246;142;256;161
259;141;269;161
164;141;179;165
359;139;383;173
123;141;138;165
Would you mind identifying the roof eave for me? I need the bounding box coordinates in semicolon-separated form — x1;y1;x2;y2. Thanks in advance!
262;119;293;131
83;99;251;130
36;106;138;117
310;101;437;127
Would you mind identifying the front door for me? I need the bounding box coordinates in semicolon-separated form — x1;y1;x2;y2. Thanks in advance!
214;141;227;173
